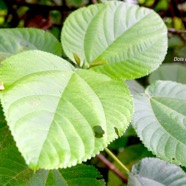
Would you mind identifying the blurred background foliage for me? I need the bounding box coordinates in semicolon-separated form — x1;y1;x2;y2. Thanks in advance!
0;0;186;67
0;0;185;185
0;0;185;64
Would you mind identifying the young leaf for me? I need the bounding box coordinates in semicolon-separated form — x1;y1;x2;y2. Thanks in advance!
62;1;167;79
27;165;105;186
0;28;62;62
128;158;186;186
132;81;186;167
0;50;133;170
73;53;81;66
149;63;186;84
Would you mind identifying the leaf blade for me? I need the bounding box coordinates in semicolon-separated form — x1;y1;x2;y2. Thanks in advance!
132;81;186;167
62;1;167;79
0;51;133;170
0;28;62;62
128;158;186;186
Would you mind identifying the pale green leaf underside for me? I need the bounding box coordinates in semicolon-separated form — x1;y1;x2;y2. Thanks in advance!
128;158;186;186
126;80;144;96
27;164;105;186
132;81;186;167
0;50;133;170
0;28;62;62
149;63;186;84
62;1;167;79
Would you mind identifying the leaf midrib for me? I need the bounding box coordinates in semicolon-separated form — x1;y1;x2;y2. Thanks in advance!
84;4;153;63
150;98;186;146
36;72;74;167
35;71;109;168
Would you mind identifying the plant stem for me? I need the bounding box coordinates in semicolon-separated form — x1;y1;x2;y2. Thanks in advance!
168;28;186;34
97;154;128;183
105;148;130;173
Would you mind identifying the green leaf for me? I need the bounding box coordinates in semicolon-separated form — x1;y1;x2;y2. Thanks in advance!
149;63;186;84
60;164;105;186
27;164;105;186
0;125;105;186
0;104;13;149
128;158;186;186
168;35;184;48
132;81;186;167
0;145;32;186
73;53;81;66
0;124;12;150
175;45;186;58
0;50;133;170
66;0;88;7
0;50;74;88
62;1;167;79
0;0;7;10
0;130;105;186
0;28;62;62
0;104;6;127
0;106;32;185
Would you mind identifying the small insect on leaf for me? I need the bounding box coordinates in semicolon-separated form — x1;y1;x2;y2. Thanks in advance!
93;126;105;138
114;127;119;137
0;82;4;90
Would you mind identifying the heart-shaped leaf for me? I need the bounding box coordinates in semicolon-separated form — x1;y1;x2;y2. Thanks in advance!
132;81;186;167
62;1;167;79
128;158;186;186
0;50;133;170
0;28;62;62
